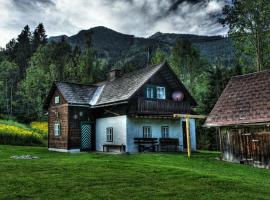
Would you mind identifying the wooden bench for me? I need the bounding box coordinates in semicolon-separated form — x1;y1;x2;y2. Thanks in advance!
103;144;126;152
134;138;159;152
159;138;179;152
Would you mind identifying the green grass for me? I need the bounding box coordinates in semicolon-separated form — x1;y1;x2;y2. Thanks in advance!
0;145;270;200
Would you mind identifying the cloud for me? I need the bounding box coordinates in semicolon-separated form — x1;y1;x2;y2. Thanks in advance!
0;0;228;47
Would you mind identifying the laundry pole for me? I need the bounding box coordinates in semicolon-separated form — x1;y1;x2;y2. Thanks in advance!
185;117;191;158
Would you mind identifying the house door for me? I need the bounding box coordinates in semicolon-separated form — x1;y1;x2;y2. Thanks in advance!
81;122;93;151
182;121;187;149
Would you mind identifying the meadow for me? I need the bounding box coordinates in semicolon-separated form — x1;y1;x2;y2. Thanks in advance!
0;145;270;200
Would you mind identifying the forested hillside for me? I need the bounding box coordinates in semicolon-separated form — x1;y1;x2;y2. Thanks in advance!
49;26;235;67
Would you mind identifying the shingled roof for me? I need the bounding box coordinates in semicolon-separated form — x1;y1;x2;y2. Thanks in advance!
56;82;97;105
94;63;164;106
205;69;270;127
44;62;196;109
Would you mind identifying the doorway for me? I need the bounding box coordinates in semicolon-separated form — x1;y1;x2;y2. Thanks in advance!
182;121;187;149
80;121;93;151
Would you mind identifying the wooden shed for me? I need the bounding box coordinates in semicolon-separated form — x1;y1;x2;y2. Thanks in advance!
205;69;270;168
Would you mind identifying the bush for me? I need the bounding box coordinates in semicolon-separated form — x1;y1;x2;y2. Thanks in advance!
0;122;45;146
30;122;48;139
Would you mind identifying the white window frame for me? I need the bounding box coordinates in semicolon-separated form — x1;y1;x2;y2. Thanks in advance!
54;123;61;136
106;127;113;142
161;126;169;138
156;86;166;99
55;96;60;104
143;126;152;138
146;87;154;99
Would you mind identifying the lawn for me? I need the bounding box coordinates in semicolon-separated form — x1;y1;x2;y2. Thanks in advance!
0;146;270;200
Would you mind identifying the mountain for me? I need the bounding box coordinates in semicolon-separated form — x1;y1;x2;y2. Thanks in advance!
49;26;234;67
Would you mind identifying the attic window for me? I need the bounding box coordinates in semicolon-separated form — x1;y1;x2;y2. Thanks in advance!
55;96;60;104
157;87;166;99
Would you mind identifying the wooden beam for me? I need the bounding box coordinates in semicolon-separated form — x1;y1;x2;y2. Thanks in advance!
185;117;191;158
174;114;207;119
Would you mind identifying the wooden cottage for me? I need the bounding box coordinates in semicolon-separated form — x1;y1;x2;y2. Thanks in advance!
44;62;198;153
205;70;270;168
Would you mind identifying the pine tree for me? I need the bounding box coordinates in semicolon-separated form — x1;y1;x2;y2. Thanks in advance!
32;23;47;52
15;25;32;78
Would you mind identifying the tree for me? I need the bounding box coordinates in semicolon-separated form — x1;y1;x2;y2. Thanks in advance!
15;25;32;78
0;60;19;117
16;44;58;121
170;39;205;93
150;48;167;65
32;23;47;52
219;0;270;71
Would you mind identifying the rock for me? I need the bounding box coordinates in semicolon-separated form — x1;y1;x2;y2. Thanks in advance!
10;155;39;160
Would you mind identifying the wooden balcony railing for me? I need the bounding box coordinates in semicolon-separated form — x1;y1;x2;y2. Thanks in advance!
131;97;191;115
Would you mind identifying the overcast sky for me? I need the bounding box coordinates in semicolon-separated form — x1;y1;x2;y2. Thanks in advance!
0;0;229;47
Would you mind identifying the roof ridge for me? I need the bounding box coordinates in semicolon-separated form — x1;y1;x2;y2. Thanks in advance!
232;68;270;79
55;81;97;87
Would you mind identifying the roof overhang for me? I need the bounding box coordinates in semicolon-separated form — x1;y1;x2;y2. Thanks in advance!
204;121;270;128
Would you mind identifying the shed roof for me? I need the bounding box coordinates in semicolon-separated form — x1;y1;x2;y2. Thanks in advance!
205;69;270;127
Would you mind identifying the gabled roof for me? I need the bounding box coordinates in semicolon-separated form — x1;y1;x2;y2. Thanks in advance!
44;82;97;108
205;69;270;127
44;62;197;109
94;63;164;106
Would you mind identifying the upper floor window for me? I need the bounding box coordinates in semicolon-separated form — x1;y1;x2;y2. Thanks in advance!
106;127;113;142
143;126;152;138
161;126;169;138
146;87;155;99
55;96;60;104
156;87;166;99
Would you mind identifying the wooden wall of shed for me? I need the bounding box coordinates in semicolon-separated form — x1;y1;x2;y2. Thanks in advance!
220;126;270;168
68;106;95;150
48;89;69;149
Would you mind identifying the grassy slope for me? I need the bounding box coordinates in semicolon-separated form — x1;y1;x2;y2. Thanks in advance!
0;146;269;200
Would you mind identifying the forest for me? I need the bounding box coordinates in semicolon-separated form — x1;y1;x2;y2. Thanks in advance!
0;0;269;149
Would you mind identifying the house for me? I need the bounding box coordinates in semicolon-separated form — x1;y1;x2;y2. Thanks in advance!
44;62;198;153
205;69;270;168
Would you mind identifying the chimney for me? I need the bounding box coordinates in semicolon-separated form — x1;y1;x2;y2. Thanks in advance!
107;68;122;81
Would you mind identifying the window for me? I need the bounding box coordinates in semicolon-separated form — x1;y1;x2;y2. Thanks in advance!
156;87;166;99
143;126;152;138
146;87;155;99
55;96;60;104
54;123;61;136
161;126;169;138
106;127;113;142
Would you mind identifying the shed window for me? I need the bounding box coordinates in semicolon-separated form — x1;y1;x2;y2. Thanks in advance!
55;96;60;104
106;127;113;142
54;123;61;136
143;126;152;138
161;126;169;138
156;87;166;99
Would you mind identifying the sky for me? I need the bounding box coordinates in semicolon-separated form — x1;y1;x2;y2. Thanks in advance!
0;0;229;47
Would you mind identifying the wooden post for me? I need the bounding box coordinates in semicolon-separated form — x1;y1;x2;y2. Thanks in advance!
186;117;191;158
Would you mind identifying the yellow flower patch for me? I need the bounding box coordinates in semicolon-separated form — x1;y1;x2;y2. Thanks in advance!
30;122;48;133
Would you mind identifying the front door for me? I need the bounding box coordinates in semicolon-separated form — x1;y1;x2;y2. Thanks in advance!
182;121;187;149
81;122;92;151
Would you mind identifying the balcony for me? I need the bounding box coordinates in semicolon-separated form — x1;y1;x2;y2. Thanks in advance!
130;97;191;115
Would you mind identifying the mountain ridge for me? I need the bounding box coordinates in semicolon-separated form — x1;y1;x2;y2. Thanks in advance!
49;26;234;66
